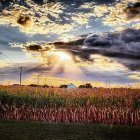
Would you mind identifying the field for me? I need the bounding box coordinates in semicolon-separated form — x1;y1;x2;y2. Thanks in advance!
0;86;140;125
0;120;140;140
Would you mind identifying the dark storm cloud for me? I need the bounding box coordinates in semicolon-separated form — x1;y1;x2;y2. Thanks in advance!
47;36;86;50
125;2;140;20
122;29;140;43
16;28;140;71
84;29;140;59
26;44;42;51
84;29;140;70
32;28;140;70
43;28;140;60
32;0;117;5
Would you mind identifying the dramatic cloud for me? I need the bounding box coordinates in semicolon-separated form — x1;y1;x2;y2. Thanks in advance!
103;0;140;29
0;0;76;34
0;0;139;36
0;62;51;81
0;59;140;85
0;0;95;34
125;2;140;20
12;28;140;71
0;0;140;85
84;29;140;59
82;29;140;71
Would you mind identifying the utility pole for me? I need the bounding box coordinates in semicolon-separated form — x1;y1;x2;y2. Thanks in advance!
37;74;40;86
19;67;23;85
0;52;23;86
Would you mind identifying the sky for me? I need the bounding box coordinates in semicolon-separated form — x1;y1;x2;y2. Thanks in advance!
0;0;140;86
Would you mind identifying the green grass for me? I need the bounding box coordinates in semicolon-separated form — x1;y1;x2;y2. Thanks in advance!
0;120;140;140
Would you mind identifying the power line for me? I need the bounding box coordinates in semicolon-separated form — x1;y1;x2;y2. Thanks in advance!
0;54;8;61
0;52;23;85
1;52;19;66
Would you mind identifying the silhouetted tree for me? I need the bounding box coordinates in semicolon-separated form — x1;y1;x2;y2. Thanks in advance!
79;83;92;88
85;83;92;88
60;85;67;88
42;85;49;88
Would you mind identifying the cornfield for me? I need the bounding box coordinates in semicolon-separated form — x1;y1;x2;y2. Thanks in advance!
0;86;140;125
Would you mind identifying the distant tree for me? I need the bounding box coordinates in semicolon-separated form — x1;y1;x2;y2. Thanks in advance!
28;84;39;87
79;83;92;88
12;84;20;86
60;85;67;88
85;83;92;88
79;85;85;88
42;85;49;88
